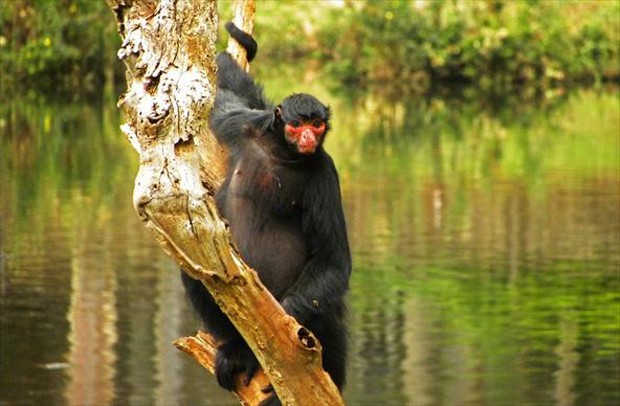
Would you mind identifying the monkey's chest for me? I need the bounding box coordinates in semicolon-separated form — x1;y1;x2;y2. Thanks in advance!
228;159;305;211
222;160;308;296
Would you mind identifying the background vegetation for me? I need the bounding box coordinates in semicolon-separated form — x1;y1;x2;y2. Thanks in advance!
253;0;620;89
1;0;618;98
0;0;119;97
1;2;618;404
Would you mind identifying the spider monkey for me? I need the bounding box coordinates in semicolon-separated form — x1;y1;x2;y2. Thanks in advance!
181;22;351;405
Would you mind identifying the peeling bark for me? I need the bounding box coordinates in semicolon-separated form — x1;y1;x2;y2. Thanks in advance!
106;0;344;405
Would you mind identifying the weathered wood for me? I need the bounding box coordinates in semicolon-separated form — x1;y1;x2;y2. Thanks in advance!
106;0;344;404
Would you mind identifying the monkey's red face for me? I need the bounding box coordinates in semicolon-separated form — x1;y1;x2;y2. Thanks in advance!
284;119;326;155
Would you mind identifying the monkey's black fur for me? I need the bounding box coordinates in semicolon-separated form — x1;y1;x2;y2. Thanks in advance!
224;21;257;62
181;23;351;404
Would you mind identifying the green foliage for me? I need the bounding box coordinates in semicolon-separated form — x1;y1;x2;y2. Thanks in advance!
219;0;328;60
317;0;619;91
0;0;618;94
0;0;120;95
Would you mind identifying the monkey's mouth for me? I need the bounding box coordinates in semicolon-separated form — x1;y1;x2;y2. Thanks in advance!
298;145;317;154
297;137;318;154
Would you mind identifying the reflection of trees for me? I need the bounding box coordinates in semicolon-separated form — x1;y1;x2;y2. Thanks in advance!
1;88;618;405
340;89;619;405
345;277;408;406
340;88;619;271
554;316;579;406
65;203;118;406
0;101;237;405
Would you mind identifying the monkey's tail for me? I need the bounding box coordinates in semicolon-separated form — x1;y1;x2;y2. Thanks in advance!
225;22;258;62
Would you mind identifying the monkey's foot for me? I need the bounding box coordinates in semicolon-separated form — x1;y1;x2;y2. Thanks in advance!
215;339;260;391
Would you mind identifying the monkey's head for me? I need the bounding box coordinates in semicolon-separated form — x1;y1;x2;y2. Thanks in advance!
275;93;330;155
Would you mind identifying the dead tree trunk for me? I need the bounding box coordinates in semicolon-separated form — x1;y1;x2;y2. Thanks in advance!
105;0;344;405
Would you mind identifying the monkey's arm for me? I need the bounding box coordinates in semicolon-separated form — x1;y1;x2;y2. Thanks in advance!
282;156;352;323
209;104;273;150
215;53;269;111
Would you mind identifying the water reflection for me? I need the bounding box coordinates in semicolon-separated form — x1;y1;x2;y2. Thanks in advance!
66;239;117;406
0;88;618;406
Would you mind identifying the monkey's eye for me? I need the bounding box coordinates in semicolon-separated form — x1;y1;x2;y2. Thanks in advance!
312;119;323;128
289;120;301;128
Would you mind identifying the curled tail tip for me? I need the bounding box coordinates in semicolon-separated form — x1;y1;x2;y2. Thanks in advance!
224;21;258;62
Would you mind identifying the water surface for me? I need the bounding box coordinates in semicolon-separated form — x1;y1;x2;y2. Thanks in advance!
1;87;618;405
